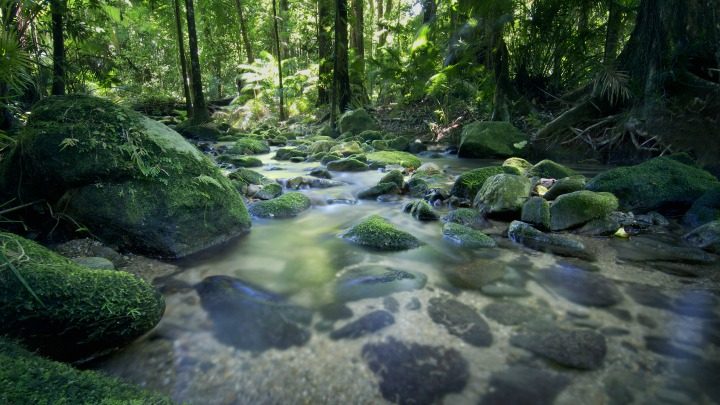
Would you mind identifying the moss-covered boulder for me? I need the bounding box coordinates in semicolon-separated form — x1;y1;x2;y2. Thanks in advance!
403;200;439;221
442;223;496;248
503;157;533;174
217;154;263;167
549;191;618;231
450;166;520;200
330;141;364;156
0;338;171;404
358;182;400;200
458;121;528;158
380;169;405;188
229;168;272;186
175;121;224;141
528;159;576;179
228;137;270;155
327;157;369;171
248;192;311;218
338;109;380;135
366;151;422;169
308;139;337;155
357;130;386;142
473;174;532;215
340;215;421;251
586;157;719;213
442;208;489;229
274;148;308;161
3;95;251;258
683;187;720;228
544;176;587;200
0;232;164;360
521;196;551;229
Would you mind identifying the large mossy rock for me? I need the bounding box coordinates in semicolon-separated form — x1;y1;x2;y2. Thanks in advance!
0;338;171;404
521;196;551;230
248;192;311;218
0;232;164;361
473;174;532;215
1;95;251;258
544;176;587;200
338;109;380;135
228;137;270;155
586;157;720;213
451;166;520;200
458;121;528;158
442;223;497;248
340;215;421;251
528;159;576;179
366;151;422;169
327;157;369;171
550;190;619;231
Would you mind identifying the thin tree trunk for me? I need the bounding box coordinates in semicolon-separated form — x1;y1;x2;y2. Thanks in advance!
234;0;254;63
350;0;368;103
378;0;392;47
375;0;383;55
184;0;210;123
603;0;622;63
272;0;286;120
279;0;290;59
334;0;352;112
318;0;334;105
173;0;192;115
51;0;66;96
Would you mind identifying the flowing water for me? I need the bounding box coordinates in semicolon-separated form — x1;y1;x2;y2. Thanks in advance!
92;146;720;404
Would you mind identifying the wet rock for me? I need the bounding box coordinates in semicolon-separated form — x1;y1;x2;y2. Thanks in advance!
683;186;720;228
528;159;576;179
405;297;422;311
286;176;344;189
543;176;587;200
216;154;263;167
195;275;312;352
683;220;720;254
248;192;311;218
72;256;116;270
252;183;283;200
450;166;520;200
366;151;422;170
362;338;469;405
521;196;551;229
442;223;497;248
428;297;493;347
335;265;427;302
612;235;714;264
480;366;570;405
340;215;421;251
318;303;354;321
338;109;380;135
576;211;635;236
329;141;363;156
510;325;607;370
502;157;533;174
538;264;622;307
446;260;513;290
326;157;369;172
508;221;595;261
383;296;400;313
309;167;332;179
457;121;529;158
357;182;400;200
473;174;532;216
625;284;674;310
329;310;395;340
379;169;405;188
442;208;490;229
228;138;270;155
403;200;439;221
483;301;543;326
274;148;307;161
550;190;619;231
644;336;699;360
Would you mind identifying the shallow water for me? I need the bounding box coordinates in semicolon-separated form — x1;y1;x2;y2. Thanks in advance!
93;146;720;404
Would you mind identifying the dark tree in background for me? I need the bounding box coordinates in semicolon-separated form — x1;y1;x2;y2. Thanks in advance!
317;0;334;105
184;0;210;123
50;0;66;96
272;0;286;120
173;0;192;115
333;0;351;114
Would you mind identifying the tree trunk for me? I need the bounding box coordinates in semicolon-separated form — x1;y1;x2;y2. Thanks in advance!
173;0;192;115
374;0;383;55
234;0;254;63
272;0;286;120
350;0;368;103
51;0;66;96
318;0;334;105
377;0;392;48
603;0;623;64
334;0;352;113
279;0;290;59
422;0;436;24
184;0;210;123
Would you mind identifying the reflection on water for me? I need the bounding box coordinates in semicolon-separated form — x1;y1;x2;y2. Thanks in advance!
93;149;720;404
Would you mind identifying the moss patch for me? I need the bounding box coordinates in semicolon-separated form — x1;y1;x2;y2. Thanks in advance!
327;158;369;171
450;166;519;200
521;196;551;229
550;190;619;231
248;192;311;218
366;151;422;169
544;176;586;200
341;215;421;251
473;174;532;215
442;223;496;248
502;157;533;174
458;121;528;158
528;159;576;179
228;138;270;155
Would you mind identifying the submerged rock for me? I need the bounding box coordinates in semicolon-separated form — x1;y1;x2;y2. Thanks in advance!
442;208;491;229
612;234;715;264
586;156;719;214
286;176;343;189
510;324;607;370
538;264;623;307
483;302;543;326
480;366;570;405
544;176;587;200
248;192;311;218
428;297;493;347
473;174;532;215
508;221;595;260
683;220;720;253
0;232;164;361
362;338;469;404
684;187;720;228
549;190;619;231
335;265;427;301
329;310;395;340
442;222;497;248
340;215;421;250
195;275;312;352
458;121;529;158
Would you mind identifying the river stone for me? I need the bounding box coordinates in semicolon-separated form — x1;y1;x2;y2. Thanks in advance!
483;302;543;326
502;157;533;174
253;183;283;200
379;169;405;188
528;159;576;179
446;260;510;290
612;234;715;264
450;166;520;200
428;297;493;347
216;154;263;168
480;366;570;405
274;148;307;161
510;325;607;370
72;256;115;270
521;196;551;229
286;176;343;189
383;296;400;313
228;137;270;155
442;223;497;248
508;221;595;260
586;156;720;214
329;310;395;340
330;141;363;156
366;151;422;169
357;182;400;200
625;284;675;310
442;208;491;229
544;176;587;200
338;109;380;135
683;220;720;254
550;190;619;231
248;192;311;218
340;215;421;250
326;157;369;172
335;265;427;302
362;338;469;405
684;187;720;228
458;121;529;158
309;167;332;179
403;200;439;221
473;174;532;215
538;265;623;307
195;275;312;352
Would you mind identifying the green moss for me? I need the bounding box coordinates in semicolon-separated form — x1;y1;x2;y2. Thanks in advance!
473;174;532;214
330;141;363;156
327;158;369;171
386;137;410;151
450;166;519;199
216;155;263;167
442;223;496;248
586;157;719;213
175;121;225;141
228;168;271;186
338;109;380;135
528;159;577;179
366;151;421;169
357;182;400;200
229;138;270;155
550;190;619;231
543;176;586;200
403;200;439;221
0;338;171;404
371;140;389;150
274;148;308;161
0;232;164;360
379;170;405;188
340;215;421;251
521;196;551;229
321;153;343;165
308;140;337;155
248;192;311;218
254;183;283;200
357;130;385;142
458;121;529;158
442;208;488;229
502;157;533;174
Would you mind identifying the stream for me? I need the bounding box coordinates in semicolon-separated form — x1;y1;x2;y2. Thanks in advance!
92;146;720;404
